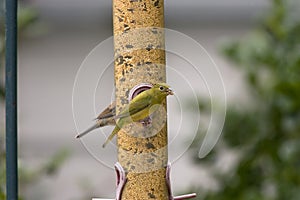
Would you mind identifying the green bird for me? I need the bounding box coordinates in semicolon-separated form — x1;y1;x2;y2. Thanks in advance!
76;83;173;148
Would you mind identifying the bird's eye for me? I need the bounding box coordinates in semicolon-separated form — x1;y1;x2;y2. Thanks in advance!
159;86;164;91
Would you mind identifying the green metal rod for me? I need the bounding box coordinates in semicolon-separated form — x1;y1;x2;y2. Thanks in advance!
5;0;18;199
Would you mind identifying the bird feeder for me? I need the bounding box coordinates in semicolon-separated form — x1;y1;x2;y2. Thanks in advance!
93;0;196;199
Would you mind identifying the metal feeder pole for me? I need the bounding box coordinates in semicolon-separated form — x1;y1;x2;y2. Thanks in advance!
5;0;19;199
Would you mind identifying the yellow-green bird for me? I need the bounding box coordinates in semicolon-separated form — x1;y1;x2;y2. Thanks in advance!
76;83;173;147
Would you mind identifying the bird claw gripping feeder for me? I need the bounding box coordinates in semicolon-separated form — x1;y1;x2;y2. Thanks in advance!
92;0;196;199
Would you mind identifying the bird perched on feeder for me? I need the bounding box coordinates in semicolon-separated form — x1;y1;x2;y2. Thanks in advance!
75;83;173;147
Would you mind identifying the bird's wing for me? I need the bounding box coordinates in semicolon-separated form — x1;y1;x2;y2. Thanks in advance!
96;101;116;120
115;94;152;119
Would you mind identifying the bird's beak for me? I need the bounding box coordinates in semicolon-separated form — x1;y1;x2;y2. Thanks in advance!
167;88;174;95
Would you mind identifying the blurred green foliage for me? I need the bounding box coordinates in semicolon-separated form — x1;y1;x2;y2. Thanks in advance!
189;0;300;199
0;2;69;200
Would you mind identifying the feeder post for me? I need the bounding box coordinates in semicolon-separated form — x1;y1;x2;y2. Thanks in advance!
5;0;18;199
113;0;168;199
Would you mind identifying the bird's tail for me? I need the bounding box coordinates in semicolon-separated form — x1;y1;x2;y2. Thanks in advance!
102;125;120;148
75;123;99;138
